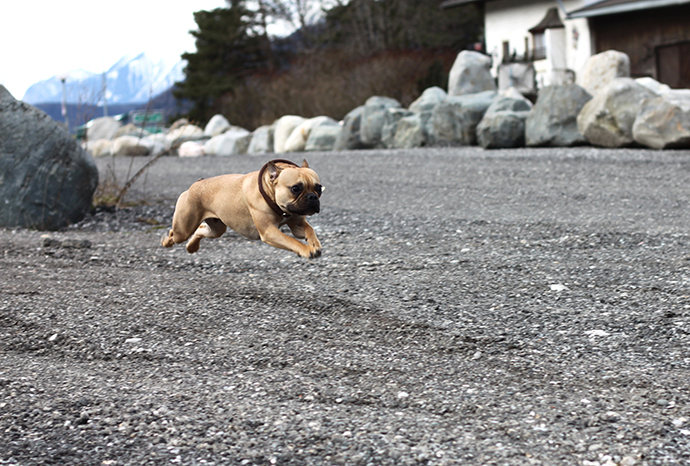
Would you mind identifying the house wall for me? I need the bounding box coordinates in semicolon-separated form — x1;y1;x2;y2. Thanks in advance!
484;0;592;85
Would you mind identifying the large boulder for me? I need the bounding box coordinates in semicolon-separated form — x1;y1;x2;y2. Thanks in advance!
86;116;121;141
577;50;630;97
334;106;367;151
636;77;671;96
392;114;428;149
381;108;414;148
476;96;532;149
525;84;592;147
410;87;447;114
139;133;169;156
204;127;251;156
114;123;149;139
204;114;231;137
633;91;690;149
86;139;113;158
284;116;339;153
360;96;402;148
178;141;205;157
0;86;98;230
305;126;342;152
166;124;204;146
448;51;497;96
273;115;306;153
477;112;529;149
111;135;149;156
247;125;274;155
577;78;657;148
431;91;496;145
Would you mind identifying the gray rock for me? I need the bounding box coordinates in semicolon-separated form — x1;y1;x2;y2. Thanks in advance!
204;127;251;156
577;50;631;97
392;114;427;149
305;126;341;152
431;91;496;145
86;116;121;141
633;92;690;149
247;125;274;155
526;84;592;147
409;87;447;114
360;96;401;148
381;108;413;148
577;78;657;148
334;106;367;151
484;96;532;115
448;51;497;96
477;111;528;149
0;85;98;230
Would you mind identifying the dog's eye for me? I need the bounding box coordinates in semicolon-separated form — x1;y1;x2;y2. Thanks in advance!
315;184;323;196
291;185;303;195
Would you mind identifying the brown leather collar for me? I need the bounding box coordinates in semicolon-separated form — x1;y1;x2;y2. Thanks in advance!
257;159;299;218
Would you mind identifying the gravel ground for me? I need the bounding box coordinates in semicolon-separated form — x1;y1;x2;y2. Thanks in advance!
2;147;690;466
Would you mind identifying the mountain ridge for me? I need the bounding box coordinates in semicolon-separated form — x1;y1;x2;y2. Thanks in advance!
22;53;185;106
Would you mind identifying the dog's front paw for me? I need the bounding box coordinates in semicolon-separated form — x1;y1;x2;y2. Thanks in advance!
309;247;322;259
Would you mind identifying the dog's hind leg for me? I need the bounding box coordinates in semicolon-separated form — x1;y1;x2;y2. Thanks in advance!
185;218;227;253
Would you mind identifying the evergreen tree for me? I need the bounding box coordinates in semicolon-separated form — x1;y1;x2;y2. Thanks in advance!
174;0;270;123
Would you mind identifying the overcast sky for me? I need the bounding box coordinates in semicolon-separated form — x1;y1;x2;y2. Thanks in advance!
0;0;232;100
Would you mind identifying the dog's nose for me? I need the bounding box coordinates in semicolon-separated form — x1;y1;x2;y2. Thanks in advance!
307;193;318;202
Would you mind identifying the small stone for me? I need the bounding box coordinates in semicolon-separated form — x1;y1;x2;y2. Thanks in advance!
549;284;569;291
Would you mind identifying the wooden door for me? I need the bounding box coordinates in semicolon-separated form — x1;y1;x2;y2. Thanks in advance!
656;41;690;89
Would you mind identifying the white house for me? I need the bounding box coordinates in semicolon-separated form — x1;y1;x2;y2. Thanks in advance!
443;0;597;89
442;0;690;91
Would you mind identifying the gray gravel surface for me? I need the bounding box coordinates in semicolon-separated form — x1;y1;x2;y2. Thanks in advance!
2;147;690;466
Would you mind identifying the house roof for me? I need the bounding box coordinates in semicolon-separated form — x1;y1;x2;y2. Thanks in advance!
528;7;565;33
568;0;690;18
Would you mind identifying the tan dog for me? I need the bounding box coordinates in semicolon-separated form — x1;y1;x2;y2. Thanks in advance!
161;159;323;258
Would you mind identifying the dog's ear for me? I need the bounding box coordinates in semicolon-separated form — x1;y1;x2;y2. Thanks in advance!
267;161;282;182
301;159;310;168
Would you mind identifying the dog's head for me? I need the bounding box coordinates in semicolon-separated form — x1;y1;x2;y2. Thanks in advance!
268;159;323;216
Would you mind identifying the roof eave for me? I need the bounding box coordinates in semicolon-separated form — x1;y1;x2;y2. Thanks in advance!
569;0;690;18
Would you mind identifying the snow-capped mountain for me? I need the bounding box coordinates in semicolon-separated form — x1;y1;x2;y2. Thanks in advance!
22;53;185;105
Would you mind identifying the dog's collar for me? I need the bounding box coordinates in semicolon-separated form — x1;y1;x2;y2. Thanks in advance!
258;159;299;218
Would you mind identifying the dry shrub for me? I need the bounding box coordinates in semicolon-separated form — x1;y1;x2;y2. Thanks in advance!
219;48;458;129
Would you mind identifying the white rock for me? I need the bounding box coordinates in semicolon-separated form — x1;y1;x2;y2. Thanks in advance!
139;133;169;156
577;50;631;97
204;114;231;137
178;141;205;157
86;116;122;141
86;139;113;157
635;77;671;95
273;115;306;153
111;135;149;156
283;116;338;153
204;127;251;156
549;283;569;291
585;329;610;337
166;124;204;145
